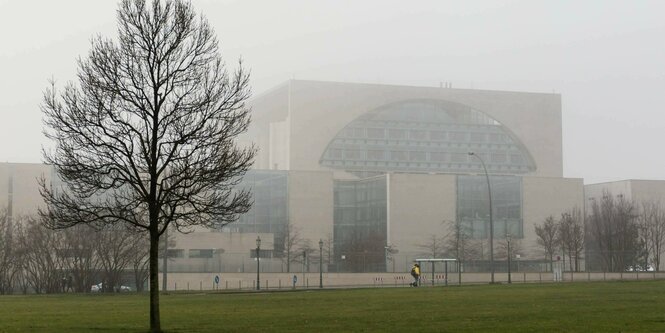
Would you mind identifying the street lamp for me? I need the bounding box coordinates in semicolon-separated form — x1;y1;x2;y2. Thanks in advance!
468;151;494;283
256;236;261;291
319;239;324;289
506;234;512;284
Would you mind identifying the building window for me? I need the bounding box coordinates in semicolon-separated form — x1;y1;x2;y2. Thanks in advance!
166;249;185;258
329;149;343;159
391;151;408;161
367;150;385;160
450;153;467;163
342;127;363;138
250;249;274;259
367;128;385;139
409;151;426;161
189;249;214;258
457;175;522;239
470;132;486;142
491;153;506;163
430;130;447;141
345;150;362;160
450;132;467;142
388;129;406;140
430;152;447;162
409;130;427;140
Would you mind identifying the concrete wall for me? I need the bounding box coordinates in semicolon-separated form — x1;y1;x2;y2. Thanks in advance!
288;170;334;243
387;173;457;254
522;176;585;259
585;180;633;202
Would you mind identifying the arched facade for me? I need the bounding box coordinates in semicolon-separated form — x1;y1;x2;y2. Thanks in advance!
320;99;536;177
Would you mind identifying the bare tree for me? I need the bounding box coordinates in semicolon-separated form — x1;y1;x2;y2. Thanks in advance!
59;225;100;292
637;201;665;271
14;217;67;294
496;236;523;261
323;232;334;269
0;209;19;294
130;234;150;292
443;220;474;267
559;207;584;271
535;215;559;271
587;192;639;272
384;243;399;272
277;223;303;273
416;234;447;259
39;1;254;331
96;226;143;292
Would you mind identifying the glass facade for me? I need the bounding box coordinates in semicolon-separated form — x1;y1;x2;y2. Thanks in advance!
456;175;523;239
333;176;387;272
320;100;536;177
221;169;288;234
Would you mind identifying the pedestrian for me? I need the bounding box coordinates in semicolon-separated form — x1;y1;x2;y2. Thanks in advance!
410;263;420;287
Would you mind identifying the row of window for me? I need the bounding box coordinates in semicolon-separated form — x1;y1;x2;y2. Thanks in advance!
342;127;510;143
166;249;214;259
327;149;524;164
165;248;274;259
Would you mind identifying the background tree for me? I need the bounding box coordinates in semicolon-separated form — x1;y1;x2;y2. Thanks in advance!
0;209;20;294
277;223;303;273
60;225;100;293
14;217;66;294
535;215;559;271
39;1;254;331
443;220;475;273
638;201;665;271
322;232;335;270
96;226;142;292
130;233;150;292
559;207;584;271
496;236;523;261
587;192;639;272
416;234;447;258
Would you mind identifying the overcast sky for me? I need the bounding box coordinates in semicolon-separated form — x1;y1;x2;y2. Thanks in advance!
1;0;664;184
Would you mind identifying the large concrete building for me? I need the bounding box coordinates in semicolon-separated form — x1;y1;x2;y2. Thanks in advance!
6;80;663;275
223;80;583;272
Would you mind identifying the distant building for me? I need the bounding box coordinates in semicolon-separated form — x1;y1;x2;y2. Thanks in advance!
5;80;661;273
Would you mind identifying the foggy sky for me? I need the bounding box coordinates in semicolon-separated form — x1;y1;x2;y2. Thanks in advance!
1;0;664;184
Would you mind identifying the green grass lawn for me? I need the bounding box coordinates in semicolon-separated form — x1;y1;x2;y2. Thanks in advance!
1;281;665;332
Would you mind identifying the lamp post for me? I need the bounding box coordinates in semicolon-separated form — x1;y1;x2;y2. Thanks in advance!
319;239;324;289
506;233;512;284
468;151;494;284
256;236;261;291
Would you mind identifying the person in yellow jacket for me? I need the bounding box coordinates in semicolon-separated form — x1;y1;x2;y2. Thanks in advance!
410;263;421;287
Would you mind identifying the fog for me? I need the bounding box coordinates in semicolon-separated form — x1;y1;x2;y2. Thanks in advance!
1;0;664;184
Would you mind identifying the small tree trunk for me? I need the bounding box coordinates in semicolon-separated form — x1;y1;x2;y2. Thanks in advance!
149;230;161;333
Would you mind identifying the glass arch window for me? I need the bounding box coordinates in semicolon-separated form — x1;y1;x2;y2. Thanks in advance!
320;100;536;176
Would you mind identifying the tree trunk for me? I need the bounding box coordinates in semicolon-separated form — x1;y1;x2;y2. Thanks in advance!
149;230;161;333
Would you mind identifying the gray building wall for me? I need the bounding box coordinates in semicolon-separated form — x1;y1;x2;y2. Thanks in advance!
288;170;334;244
387;173;457;255
522;176;585;259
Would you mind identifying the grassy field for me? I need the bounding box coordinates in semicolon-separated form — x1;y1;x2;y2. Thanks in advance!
1;281;665;332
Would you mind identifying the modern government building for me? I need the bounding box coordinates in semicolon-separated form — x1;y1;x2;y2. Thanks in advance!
3;80;665;274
